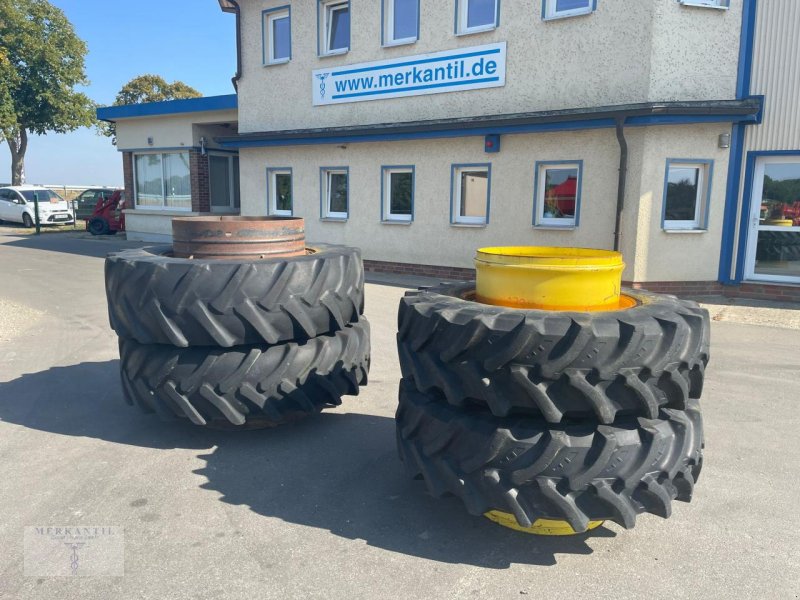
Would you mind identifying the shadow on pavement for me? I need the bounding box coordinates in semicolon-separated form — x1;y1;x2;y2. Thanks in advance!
0;360;614;567
1;229;147;260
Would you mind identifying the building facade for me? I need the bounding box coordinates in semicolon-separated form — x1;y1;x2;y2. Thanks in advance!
100;0;800;300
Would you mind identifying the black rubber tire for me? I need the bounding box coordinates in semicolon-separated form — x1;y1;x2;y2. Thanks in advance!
118;319;370;429
396;380;703;533
105;243;364;348
88;217;109;235
398;283;710;424
22;213;33;228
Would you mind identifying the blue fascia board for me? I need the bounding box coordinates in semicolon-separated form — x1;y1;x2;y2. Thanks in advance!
96;94;238;122
219;112;760;149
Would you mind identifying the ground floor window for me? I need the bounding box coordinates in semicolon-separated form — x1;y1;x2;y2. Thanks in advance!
534;161;581;228
134;152;191;210
451;164;490;225
321;167;349;219
267;168;293;216
382;166;414;222
662;159;712;230
209;153;240;212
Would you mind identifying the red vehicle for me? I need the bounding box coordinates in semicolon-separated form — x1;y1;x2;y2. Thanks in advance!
86;190;125;235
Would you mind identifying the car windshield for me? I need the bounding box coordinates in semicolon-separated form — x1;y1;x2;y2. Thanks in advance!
20;190;64;202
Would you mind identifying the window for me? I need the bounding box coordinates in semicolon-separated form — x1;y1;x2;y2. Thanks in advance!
263;7;291;64
662;160;713;230
267;168;293;216
381;166;414;222
533;161;582;228
455;0;498;35
679;0;729;9
134;152;191;210
321;167;349;219
209;154;240;212
383;0;419;46
542;0;595;20
451;164;490;225
319;0;350;56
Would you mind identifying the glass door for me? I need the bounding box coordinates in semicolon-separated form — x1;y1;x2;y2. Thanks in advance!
744;156;800;283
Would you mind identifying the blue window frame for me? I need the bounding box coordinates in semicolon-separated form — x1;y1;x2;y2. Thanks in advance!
661;159;714;231
542;0;596;20
382;0;419;46
320;167;349;220
455;0;499;35
533;160;582;228
381;165;415;222
318;0;350;56
262;6;291;65
450;163;491;225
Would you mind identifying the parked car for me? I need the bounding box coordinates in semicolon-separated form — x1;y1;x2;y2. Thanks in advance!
74;188;119;220
0;185;75;227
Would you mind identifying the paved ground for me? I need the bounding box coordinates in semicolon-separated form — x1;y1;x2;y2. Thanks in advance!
0;232;798;599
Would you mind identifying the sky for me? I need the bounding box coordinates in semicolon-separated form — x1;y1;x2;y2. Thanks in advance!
0;0;237;187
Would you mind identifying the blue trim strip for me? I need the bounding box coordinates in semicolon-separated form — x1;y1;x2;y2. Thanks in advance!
380;164;415;222
736;0;758;100
332;48;501;76
450;163;491;225
332;76;500;100
96;95;237;121
220;113;759;149
532;160;583;228
319;166;350;219
661;158;714;231
266;167;294;216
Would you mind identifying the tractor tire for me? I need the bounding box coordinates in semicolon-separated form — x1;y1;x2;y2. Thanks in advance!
106;243;364;348
88;217;110;235
398;283;709;424
118;319;371;429
396;380;703;533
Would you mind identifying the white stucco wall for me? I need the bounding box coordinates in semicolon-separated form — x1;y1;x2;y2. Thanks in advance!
236;0;741;133
236;124;732;281
114;109;238;151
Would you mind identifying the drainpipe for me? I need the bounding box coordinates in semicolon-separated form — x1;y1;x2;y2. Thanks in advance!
227;0;242;91
613;118;628;252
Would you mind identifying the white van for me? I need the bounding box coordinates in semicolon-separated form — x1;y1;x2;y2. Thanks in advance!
0;185;75;227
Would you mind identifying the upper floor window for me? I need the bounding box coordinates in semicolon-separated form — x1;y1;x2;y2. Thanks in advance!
134;152;191;211
319;0;350;56
263;7;291;65
679;0;730;9
455;0;499;35
533;161;582;228
451;164;490;225
383;0;419;46
543;0;596;20
662;159;713;231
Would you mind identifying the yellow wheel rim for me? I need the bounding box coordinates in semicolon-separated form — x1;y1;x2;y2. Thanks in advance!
484;511;605;536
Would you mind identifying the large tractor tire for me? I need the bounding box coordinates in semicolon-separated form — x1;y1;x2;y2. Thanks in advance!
119;320;370;429
105;244;364;348
398;283;709;424
396;380;703;533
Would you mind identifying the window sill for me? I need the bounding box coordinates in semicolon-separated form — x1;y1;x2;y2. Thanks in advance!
319;48;349;58
542;10;594;21
381;219;413;225
382;38;417;49
125;208;195;216
320;217;348;222
455;25;497;37
678;1;729;10
662;228;709;234
533;224;577;230
264;58;291;67
450;222;487;228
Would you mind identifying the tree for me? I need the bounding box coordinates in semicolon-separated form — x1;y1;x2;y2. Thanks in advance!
0;0;95;185
99;75;202;141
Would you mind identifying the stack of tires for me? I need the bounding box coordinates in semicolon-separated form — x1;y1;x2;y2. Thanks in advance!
104;244;370;429
396;282;709;533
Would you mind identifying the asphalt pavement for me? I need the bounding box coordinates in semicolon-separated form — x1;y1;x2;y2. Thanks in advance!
0;231;798;599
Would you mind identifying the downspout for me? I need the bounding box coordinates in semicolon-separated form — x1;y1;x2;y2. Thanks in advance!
228;0;242;91
613;118;628;252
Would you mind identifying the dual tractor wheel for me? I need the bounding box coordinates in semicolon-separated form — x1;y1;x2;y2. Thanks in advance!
396;283;709;533
105;243;370;429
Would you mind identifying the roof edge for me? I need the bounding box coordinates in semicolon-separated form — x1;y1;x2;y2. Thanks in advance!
96;94;238;122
